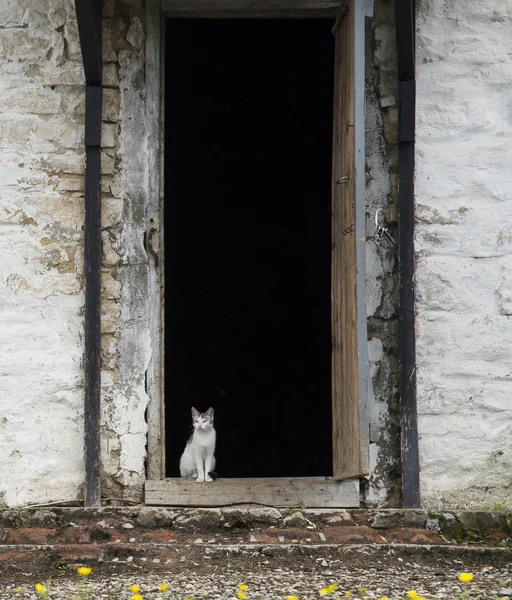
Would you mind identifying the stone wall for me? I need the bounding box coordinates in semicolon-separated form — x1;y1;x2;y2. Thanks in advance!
363;0;401;507
0;0;400;508
415;0;512;508
0;0;151;507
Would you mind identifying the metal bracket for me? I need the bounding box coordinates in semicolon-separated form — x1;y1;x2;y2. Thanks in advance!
374;209;398;250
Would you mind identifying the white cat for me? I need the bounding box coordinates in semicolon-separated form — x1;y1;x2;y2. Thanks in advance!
179;407;216;483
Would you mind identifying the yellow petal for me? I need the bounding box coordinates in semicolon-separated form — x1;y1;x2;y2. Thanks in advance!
406;592;418;600
319;583;338;596
287;596;298;600
238;584;248;591
130;586;141;593
132;594;143;600
159;585;169;592
77;567;92;577
458;573;474;583
35;584;46;594
236;594;247;600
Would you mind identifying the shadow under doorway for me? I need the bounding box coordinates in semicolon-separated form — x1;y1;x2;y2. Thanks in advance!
164;18;335;479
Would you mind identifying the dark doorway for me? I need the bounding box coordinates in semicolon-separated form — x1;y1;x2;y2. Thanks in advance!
165;18;334;478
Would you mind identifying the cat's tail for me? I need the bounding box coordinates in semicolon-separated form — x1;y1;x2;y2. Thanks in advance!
208;471;218;481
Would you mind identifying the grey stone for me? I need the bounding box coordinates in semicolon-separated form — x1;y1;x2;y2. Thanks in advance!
371;509;428;529
221;506;282;528
175;508;223;529
457;511;509;535
282;512;314;529
426;517;441;532
136;507;173;528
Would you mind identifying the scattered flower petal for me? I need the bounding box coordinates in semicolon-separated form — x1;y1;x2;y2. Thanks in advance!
35;584;46;594
130;586;141;593
132;594;143;600
320;583;338;596
159;585;169;592
287;596;298;600
77;567;92;577
238;584;248;591
236;594;247;599
407;592;418;600
459;573;474;583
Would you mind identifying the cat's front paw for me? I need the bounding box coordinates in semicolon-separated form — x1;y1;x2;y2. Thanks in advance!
205;475;213;483
195;476;205;483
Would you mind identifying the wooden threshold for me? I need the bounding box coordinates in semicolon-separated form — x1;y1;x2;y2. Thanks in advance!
145;477;359;507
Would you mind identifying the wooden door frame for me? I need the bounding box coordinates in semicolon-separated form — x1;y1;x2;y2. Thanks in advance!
145;0;370;505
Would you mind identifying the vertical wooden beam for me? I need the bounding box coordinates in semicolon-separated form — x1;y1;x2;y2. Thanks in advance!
396;0;420;508
331;0;369;480
146;0;166;481
75;0;103;507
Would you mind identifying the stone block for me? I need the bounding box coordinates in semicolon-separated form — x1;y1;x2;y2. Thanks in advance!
59;87;85;118
101;300;120;334
4;527;56;545
136;508;175;529
0;86;60;115
102;231;121;267
101;151;116;175
371;509;428;529
102;122;118;148
53;544;101;562
0;30;53;62
175;508;223;529
102;88;121;122
323;525;384;544
102;197;124;228
221;506;282;528
103;63;120;88
384;528;446;545
57;527;91;544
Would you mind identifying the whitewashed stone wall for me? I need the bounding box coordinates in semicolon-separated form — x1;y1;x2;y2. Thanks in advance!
0;0;400;509
415;0;512;508
0;0;150;508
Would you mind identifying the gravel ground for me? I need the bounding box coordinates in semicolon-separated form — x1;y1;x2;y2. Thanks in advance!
1;549;511;600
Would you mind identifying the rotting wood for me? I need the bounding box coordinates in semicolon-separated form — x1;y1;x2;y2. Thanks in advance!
145;478;359;507
146;0;166;481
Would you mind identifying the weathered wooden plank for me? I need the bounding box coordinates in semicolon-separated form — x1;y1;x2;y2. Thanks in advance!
161;0;339;17
332;0;367;480
146;0;166;480
145;478;359;507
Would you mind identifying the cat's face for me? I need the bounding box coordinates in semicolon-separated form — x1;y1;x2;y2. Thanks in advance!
191;407;214;431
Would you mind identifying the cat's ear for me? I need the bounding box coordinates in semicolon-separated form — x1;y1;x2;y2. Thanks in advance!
191;407;200;418
205;407;214;419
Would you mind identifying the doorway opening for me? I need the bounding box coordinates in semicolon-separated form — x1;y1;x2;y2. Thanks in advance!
164;18;335;478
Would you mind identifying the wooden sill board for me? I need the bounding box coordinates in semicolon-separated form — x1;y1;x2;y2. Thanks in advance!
145;477;359;507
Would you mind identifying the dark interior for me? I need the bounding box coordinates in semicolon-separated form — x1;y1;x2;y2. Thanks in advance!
164;18;334;477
